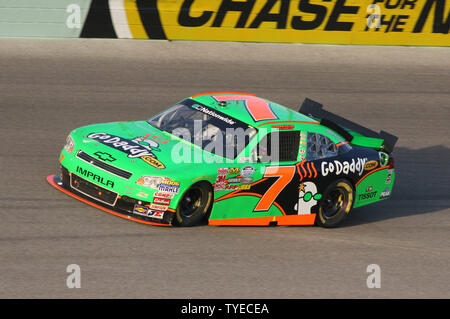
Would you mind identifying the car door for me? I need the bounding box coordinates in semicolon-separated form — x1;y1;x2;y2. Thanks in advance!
247;129;304;215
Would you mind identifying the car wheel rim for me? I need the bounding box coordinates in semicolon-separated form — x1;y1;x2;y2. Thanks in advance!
321;188;348;219
180;187;203;217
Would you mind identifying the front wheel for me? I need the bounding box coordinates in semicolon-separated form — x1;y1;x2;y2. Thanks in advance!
173;182;213;227
315;179;354;228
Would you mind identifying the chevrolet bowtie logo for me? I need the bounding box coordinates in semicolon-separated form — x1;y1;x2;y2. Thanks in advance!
93;152;116;162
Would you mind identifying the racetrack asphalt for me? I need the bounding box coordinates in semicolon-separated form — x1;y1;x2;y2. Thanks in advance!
0;38;449;298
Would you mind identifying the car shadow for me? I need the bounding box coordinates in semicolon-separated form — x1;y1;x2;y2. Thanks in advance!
343;145;450;227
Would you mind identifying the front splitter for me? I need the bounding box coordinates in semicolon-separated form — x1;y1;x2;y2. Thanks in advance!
46;174;172;227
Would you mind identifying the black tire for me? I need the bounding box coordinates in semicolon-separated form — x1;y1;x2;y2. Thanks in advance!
315;179;354;228
173;182;213;227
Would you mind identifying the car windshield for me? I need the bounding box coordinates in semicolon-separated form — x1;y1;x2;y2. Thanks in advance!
148;99;257;159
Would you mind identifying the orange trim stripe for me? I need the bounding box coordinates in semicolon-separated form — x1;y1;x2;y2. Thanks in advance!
257;120;319;127
276;214;316;226
209;214;316;226
216;191;262;201
46;175;172;227
209;216;273;226
336;141;349;147
191;92;256;98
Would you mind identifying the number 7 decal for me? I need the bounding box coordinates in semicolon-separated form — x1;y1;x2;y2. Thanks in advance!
254;166;296;212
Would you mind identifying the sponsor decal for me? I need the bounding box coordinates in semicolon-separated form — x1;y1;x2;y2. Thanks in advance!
380;187;391;199
359;191;378;201
153;192;174;199
241;165;255;177
366;186;373;192
141;156;165;169
226;176;253;184
385;169;394;184
150;211;165;219
238;184;251;190
294;182;322;215
215;167;253;191
217;168;228;175
215;181;239;191
132;205;164;219
272;124;294;130
150;204;169;212
172;0;450;45
300;132;308;155
93;151;116;162
158;178;180;194
321;158;367;177
379;151;389;167
364;160;378;171
153;197;171;205
192;175;213;182
133;205;149;216
193;104;236;125
214;169;228;191
87;133;165;168
80;1;450;47
160;179;180;186
76;166;114;188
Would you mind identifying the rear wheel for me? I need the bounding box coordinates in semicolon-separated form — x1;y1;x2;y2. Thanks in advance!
173;182;213;227
316;179;354;228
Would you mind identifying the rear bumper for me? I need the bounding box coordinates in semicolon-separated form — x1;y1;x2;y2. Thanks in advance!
46;171;174;226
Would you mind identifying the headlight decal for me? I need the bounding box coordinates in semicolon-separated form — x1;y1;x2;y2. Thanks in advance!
136;176;164;189
64;134;75;153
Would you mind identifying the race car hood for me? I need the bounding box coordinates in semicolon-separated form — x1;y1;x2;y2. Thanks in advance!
70;121;204;175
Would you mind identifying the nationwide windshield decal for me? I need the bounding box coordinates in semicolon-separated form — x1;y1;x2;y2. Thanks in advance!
193;104;236;125
87;133;165;168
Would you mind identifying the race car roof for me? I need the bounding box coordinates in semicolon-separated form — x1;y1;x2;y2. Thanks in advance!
190;92;318;128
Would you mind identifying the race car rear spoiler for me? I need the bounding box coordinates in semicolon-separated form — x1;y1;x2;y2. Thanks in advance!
299;98;398;153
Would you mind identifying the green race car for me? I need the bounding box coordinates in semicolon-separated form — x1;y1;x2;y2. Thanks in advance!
47;92;397;227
